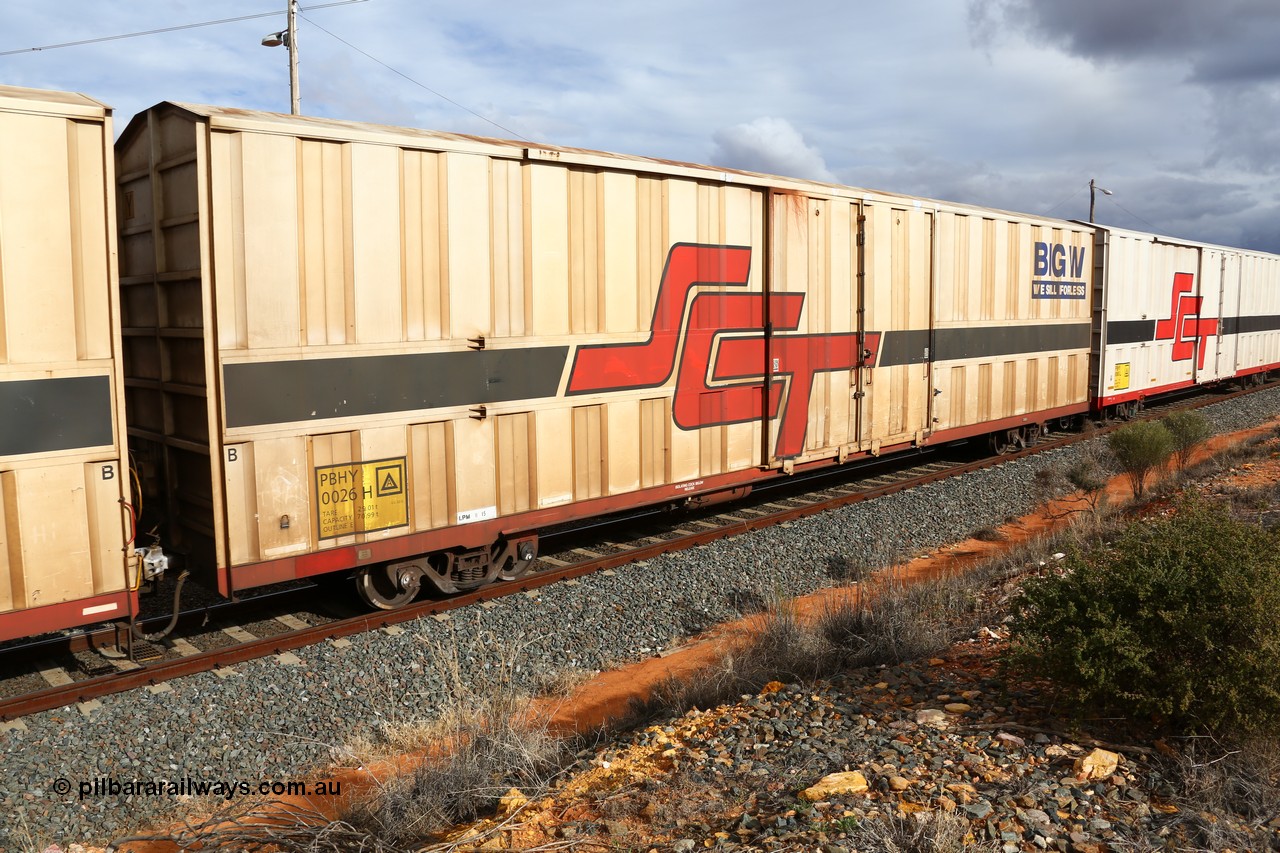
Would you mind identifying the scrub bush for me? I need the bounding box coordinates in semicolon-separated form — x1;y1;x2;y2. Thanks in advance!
1163;410;1213;469
1006;497;1280;734
1107;420;1173;497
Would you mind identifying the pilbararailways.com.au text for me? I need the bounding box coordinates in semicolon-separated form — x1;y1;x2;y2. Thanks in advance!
55;776;342;801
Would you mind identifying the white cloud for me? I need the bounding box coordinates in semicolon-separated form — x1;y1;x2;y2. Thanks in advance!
711;117;837;183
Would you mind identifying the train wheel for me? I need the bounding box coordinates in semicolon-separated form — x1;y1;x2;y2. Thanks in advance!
990;429;1017;456
355;563;423;610
496;538;538;582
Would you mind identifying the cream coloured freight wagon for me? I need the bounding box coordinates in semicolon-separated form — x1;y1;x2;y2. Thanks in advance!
0;86;134;641
116;102;1093;607
1092;224;1280;413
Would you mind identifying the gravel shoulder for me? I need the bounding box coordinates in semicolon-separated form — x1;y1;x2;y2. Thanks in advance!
460;629;1280;852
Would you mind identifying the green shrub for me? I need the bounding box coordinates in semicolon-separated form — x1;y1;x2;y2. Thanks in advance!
1006;497;1280;734
1107;420;1173;497
1163;410;1213;468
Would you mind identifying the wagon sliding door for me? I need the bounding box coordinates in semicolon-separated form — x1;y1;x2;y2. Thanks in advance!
860;203;934;452
1195;247;1229;384
766;193;865;465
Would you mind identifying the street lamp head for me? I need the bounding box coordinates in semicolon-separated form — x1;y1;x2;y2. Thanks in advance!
261;31;287;47
1088;178;1113;223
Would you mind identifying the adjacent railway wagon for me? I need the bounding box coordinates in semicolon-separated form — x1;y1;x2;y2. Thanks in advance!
115;102;1093;608
0;86;134;642
1092;225;1280;415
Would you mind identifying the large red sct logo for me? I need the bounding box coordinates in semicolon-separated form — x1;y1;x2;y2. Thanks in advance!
565;244;878;459
1156;272;1218;370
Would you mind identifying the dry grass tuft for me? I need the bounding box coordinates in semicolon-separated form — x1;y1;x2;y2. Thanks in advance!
855;809;993;852
1156;735;1280;852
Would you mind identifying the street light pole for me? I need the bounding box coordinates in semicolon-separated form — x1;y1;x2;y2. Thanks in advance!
287;0;299;115
262;1;300;115
1089;178;1112;223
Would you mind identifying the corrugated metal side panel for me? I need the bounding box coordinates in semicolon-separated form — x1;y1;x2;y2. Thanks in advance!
1097;232;1203;399
1232;253;1280;374
1216;253;1241;378
861;202;933;446
0;110;115;365
572;405;605;501
769;193;859;461
0;92;128;614
930;214;1092;432
1196;248;1226;383
204;121;773;566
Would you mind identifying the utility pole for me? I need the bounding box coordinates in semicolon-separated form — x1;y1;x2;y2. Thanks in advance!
262;0;300;115
287;0;299;115
1089;178;1112;223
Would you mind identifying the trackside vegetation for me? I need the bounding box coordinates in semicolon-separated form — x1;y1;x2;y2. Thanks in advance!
1162;409;1213;469
1107;419;1174;497
1005;496;1280;734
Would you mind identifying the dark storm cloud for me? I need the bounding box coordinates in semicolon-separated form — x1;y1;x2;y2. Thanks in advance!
1206;87;1280;173
969;0;1280;83
971;0;1280;176
970;0;1200;60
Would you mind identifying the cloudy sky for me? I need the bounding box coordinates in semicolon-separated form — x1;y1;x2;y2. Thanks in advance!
4;0;1277;252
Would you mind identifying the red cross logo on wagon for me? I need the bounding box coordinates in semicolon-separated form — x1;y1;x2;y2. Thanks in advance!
564;244;878;459
1155;272;1218;369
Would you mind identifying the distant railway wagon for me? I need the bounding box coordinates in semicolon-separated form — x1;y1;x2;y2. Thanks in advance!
0;86;134;642
4;82;1280;640
1092;225;1280;416
114;102;1093;609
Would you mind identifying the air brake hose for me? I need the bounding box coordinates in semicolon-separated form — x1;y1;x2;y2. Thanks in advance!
131;569;190;642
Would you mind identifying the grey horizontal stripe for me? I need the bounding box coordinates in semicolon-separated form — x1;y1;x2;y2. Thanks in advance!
879;323;1091;366
878;330;932;365
1106;319;1156;346
223;348;570;428
0;376;114;456
1220;315;1280;335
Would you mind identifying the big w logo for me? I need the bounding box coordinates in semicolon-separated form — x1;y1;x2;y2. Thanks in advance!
565;244;878;459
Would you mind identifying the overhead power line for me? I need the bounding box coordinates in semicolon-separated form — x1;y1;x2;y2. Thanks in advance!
1099;193;1159;232
1042;186;1086;218
5;0;529;144
0;1;367;57
300;13;531;141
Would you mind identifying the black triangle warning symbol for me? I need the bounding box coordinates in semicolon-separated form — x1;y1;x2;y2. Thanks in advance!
373;462;405;497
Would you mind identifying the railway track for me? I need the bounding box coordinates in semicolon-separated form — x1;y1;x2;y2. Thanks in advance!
0;382;1270;723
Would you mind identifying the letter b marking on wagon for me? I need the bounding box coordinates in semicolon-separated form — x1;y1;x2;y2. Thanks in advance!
565;243;877;458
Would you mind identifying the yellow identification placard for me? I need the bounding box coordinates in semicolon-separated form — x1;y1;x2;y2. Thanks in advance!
1114;362;1131;391
315;457;408;539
